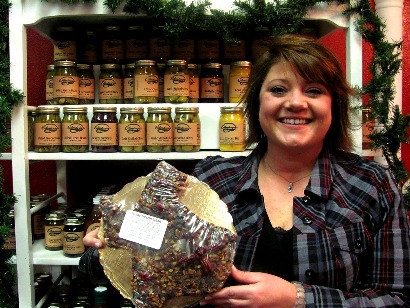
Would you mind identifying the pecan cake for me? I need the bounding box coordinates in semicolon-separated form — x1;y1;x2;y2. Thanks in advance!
98;161;237;307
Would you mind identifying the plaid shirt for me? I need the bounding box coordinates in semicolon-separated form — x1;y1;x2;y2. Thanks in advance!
192;149;410;307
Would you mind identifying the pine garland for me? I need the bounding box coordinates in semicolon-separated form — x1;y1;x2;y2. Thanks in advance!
1;0;409;305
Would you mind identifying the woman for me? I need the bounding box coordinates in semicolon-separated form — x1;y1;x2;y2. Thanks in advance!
83;35;410;307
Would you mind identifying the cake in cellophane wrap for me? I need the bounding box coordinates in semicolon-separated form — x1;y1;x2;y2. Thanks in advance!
98;161;237;307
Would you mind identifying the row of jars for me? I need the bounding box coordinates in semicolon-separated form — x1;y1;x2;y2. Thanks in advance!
53;24;304;65
30;105;246;153
46;59;252;105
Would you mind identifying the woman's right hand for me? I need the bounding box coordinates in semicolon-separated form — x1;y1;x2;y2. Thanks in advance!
83;228;105;248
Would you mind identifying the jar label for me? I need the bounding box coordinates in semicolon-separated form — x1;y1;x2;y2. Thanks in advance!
53;75;79;98
164;73;189;97
146;122;173;145
1;229;15;250
200;77;224;99
173;38;195;60
79;78;95;99
32;213;45;236
45;225;63;248
46;78;53;101
123;77;134;99
198;39;220;60
62;122;89;145
229;75;249;103
189;76;199;99
54;40;76;61
173;123;200;146
126;39;148;59
149;38;171;59
34;122;61;145
82;43;98;63
219;121;246;145
63;231;85;255
101;39;124;60
99;77;123;99
91;123;118;146
223;40;246;60
119;123;146;146
134;74;159;97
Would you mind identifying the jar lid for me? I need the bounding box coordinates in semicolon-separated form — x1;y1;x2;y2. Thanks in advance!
54;60;77;67
175;107;199;113
135;59;156;66
47;65;54;70
202;63;222;69
187;63;198;69
100;63;122;70
63;107;88;113
93;107;117;113
35;107;60;114
105;25;121;31
76;64;92;70
230;61;252;67
220;106;244;113
125;63;135;69
45;213;65;221
120;107;144;113
166;59;187;66
128;25;144;31
147;107;172;113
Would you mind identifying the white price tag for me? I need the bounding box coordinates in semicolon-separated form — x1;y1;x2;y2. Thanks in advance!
119;210;168;250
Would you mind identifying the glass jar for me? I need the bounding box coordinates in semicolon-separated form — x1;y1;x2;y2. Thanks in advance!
146;107;173;152
63;217;85;258
134;60;159;103
53;26;76;61
77;64;95;104
172;34;195;62
28;110;36;151
44;213;65;251
46;65;54;104
362;107;375;150
164;59;189;103
148;26;171;63
61;106;89;153
53;60;79;105
101;26;124;63
219;106;246;151
157;62;166;103
223;37;246;63
1;210;15;250
118;107;146;153
30;193;50;240
200;63;224;102
78;30;98;64
123;63;135;103
99;63;123;104
197;31;220;63
251;27;271;62
91;107;118;153
173;107;200;152
125;25;148;62
34;106;61;153
187;63;199;103
229;61;252;103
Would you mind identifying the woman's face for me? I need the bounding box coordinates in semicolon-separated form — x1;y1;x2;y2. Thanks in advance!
258;62;332;153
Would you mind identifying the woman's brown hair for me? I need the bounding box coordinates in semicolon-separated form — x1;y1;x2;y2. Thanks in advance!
243;34;355;152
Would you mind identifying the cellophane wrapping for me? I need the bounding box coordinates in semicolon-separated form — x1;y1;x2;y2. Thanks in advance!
98;161;237;307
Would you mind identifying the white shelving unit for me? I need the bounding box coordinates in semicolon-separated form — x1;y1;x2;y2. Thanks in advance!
8;1;363;307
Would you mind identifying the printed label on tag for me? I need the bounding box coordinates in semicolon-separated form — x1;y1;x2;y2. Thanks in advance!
119;210;168;250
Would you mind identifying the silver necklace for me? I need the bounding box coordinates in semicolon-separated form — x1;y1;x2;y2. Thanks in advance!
264;159;311;193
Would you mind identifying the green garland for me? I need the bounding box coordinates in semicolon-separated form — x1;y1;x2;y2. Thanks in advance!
1;0;409;305
0;0;24;307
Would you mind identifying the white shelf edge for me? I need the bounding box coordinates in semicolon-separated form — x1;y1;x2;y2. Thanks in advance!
32;240;81;266
0;153;12;160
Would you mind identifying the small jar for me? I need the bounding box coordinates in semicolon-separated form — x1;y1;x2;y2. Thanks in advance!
148;26;171;63
172;34;195;62
77;64;95;104
123;63;135;103
362;107;375;150
118;107;146;153
99;63;123;104
219;106;246;151
197;31;220;63
53;60;79;105
157;62;166;103
101;26;124;63
44;213;65;251
125;25;148;61
30;194;50;240
63;217;85;258
34;106;61;153
187;63;199;103
28;110;36;151
229;61;252;103
251;27;271;62
200;63;224;103
223;37;246;63
1;210;15;250
78;30;98;64
46;65;54;104
134;60;159;104
146;107;173;152
91;107;118;153
61;106;89;153
53;26;76;61
164;60;189;103
173;107;200;152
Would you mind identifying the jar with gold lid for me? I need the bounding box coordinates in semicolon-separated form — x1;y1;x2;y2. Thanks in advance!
53;26;76;61
200;63;224;103
173;107;200;152
123;63;135;104
77;64;95;104
61;106;89;153
101;25;124;63
187;63;199;103
91;107;118;153
164;60;189;103
34;106;61;153
229;61;252;103
146;107;173;152
99;63;123;104
118;107;146;153
219;106;246;151
44;213;65;251
46;65;54;104
134;60;159;103
53;60;79;105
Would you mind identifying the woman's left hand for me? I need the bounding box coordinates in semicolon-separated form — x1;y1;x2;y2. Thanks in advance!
200;266;297;308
